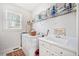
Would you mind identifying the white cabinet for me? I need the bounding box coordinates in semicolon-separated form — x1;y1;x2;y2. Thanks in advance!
39;40;58;56
39;40;76;56
39;46;58;56
22;34;28;55
39;47;50;56
22;34;39;56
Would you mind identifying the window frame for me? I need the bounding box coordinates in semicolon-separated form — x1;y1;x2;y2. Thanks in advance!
6;9;22;29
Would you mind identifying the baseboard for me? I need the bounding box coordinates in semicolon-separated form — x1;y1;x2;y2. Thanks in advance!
2;46;21;56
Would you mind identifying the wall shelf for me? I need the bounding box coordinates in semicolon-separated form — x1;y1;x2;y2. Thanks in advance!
33;3;76;23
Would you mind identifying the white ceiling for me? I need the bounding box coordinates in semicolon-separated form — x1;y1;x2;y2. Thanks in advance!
15;3;54;12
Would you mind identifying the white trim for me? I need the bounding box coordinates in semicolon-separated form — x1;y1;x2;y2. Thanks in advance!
74;3;79;56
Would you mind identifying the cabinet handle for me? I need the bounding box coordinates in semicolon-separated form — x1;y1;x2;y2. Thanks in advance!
46;51;48;52
60;52;63;54
51;53;54;55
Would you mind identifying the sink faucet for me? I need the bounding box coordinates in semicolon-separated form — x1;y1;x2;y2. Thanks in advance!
46;30;49;36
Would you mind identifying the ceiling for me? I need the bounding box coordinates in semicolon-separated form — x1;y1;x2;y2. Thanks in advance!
15;3;54;12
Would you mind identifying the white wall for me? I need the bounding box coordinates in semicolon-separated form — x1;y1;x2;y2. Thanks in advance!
32;3;54;18
33;12;77;53
33;12;76;37
0;3;32;55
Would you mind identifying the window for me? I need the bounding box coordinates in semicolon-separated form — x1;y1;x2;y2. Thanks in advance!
6;9;22;29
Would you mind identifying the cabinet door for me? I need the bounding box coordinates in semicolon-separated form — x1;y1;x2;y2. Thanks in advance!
50;43;76;56
59;49;76;56
22;36;28;55
39;46;50;56
49;51;58;56
39;40;50;49
39;46;59;56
